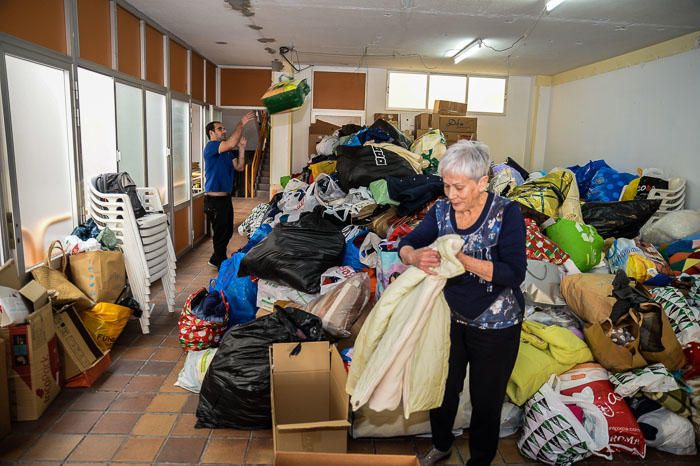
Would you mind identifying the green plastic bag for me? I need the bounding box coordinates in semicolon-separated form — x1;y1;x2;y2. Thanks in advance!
369;180;399;206
545;219;603;272
261;78;310;114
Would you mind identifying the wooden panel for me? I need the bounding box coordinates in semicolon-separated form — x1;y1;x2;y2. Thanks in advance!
169;39;188;94
77;0;111;67
313;71;366;110
192;195;205;242
191;53;204;101
174;206;191;255
205;60;216;104
145;24;164;85
220;68;271;107
117;6;141;78
0;0;67;54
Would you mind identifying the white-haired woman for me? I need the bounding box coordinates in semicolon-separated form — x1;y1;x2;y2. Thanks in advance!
398;140;527;466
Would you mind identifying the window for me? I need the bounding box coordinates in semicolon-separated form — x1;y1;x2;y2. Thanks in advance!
191;104;203;194
428;74;467;110
116;83;146;185
171;99;190;205
467;76;507;114
5;56;77;269
387;72;427;110
146;91;168;204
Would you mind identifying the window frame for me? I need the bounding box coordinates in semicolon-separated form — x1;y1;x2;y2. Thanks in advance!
385;70;430;112
466;74;509;116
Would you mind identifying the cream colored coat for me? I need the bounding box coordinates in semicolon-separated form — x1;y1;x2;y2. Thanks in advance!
346;235;465;418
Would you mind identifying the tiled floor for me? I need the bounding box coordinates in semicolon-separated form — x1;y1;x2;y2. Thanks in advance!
1;197;698;465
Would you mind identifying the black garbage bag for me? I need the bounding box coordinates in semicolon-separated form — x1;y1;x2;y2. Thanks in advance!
338;123;365;137
71;218;101;240
370;119;412;149
94;172;147;218
506;156;530;181
238;211;345;294
581;199;661;239
195;306;326;429
336;144;416;191
386;174;444;216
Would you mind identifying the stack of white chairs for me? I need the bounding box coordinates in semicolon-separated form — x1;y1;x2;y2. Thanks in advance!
87;180;176;334
647;177;686;224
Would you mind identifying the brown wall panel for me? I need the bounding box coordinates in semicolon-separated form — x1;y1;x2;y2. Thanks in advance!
117;6;141;78
145;24;164;85
77;0;111;68
206;61;216;104
169;39;188;94
192;195;205;242
220;68;271;107
0;0;67;54
191;53;205;102
313;71;366;110
174;206;191;255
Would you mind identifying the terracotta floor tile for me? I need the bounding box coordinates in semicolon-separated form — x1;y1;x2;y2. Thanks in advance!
202;437;248;464
108;358;145;375
131;413;177;436
444;437;469;464
171;413;211;437
50;390;83;411
11;407;64;434
162;335;182;348
124;374;167;392
156;436;207;463
151;346;184;361
498;437;530;464
140;360;176;376
133;334;167;347
50;410;103;434
181;394;201;413
120;346;156;360
0;433;39;461
92;373;132;391
67;435;125;462
90;412;140;434
210;427;252;439
110;392;156;412
245;438;273;465
146;394;188;412
251;429;272;438
374;438;416;455
69;391;118;411
23;434;84;461
112;436;164;462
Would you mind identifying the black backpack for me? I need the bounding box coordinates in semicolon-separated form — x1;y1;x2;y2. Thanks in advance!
95;172;147;218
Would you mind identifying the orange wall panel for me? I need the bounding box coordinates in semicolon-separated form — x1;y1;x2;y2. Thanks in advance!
169;39;188;95
0;0;67;54
145;24;164;85
206;60;216;104
77;0;112;68
191;53;205;101
117;6;141;78
192;196;205;242
174;206;191;255
313;71;366;110
220;68;271;107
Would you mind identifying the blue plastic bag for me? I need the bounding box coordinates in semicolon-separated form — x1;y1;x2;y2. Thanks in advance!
585;167;637;202
568;160;610;198
341;227;368;271
211;252;257;327
240;224;272;254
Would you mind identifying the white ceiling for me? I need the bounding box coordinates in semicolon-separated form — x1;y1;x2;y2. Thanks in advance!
126;0;700;75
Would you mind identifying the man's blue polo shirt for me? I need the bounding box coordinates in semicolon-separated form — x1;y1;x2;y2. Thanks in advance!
203;141;235;193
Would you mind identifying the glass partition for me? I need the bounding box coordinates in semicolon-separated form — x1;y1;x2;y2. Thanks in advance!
171;98;190;205
146;91;168;204
116;83;146;185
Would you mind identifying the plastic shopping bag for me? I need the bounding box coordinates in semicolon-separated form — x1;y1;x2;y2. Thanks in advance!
79;303;133;351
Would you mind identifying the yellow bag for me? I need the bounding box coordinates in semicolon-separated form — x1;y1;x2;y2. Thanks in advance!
79;303;132;351
621;177;641;201
626;253;655;282
310;160;337;178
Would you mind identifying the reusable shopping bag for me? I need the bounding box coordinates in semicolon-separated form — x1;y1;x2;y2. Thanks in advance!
260;78;310;114
508;170;573;218
306;272;370;338
178;288;229;351
585;166;637;202
524;218;570;265
69;250;126;304
31;240;94;311
521;259;566;306
175;348;218;393
79;303;132;351
211;252;257;327
545;218;603;272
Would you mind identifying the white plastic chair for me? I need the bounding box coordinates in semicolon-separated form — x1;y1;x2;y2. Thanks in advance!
87;180;176;334
647;177;686;224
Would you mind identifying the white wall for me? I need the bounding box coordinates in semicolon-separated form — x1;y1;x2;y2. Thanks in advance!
289;66;534;170
544;49;700;209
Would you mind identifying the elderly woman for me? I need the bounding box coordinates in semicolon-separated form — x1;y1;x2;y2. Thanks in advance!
398;140;527;466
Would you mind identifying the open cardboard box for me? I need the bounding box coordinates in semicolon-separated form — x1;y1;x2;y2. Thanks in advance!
275;451;419;466
270;341;350;454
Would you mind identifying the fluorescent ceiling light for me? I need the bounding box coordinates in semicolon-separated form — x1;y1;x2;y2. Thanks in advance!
546;0;567;12
453;38;482;64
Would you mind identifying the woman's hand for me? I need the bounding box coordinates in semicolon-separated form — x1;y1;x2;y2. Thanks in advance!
401;246;441;275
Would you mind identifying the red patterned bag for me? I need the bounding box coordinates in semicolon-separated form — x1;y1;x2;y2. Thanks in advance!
178;288;229;351
525;218;570;265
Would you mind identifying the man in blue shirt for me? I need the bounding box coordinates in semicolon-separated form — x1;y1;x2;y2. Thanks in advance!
203;112;255;269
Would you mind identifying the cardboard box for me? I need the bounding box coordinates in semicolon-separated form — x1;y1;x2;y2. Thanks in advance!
414;113;432;130
446;132;477;144
0;337;10;438
271;341;350;455
414;129;429;140
65;351;111;388
433;99;467;116
309;120;341;156
53;306;109;383
432;115;477;134
373;113;400;127
0;302;61;421
275;451;420;465
0;260;21;290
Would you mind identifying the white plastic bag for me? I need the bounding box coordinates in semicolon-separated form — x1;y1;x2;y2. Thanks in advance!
175;348;218;393
609;363;679;398
638;407;697;455
0;286;31;327
256;278;319;311
518;375;611;466
319;265;357;295
640;210;700;245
